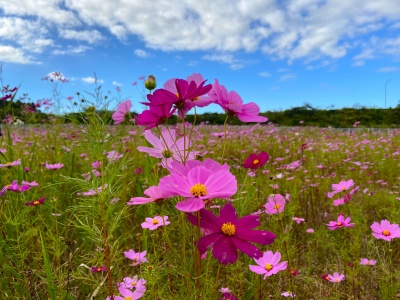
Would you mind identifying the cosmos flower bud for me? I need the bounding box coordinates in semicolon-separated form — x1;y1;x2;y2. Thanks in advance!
144;75;157;91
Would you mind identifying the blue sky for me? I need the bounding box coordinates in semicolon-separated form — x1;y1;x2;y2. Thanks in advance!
1;0;400;114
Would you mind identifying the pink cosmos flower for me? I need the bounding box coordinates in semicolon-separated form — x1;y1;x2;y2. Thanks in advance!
326;214;354;230
249;250;288;279
120;276;146;290
187;202;276;265
306;228;314;233
265;194;286;214
333;194;351;206
281;291;296;298
135;102;175;129
292;217;305;224
137;128;195;168
370;220;400;241
159;159;237;212
331;179;354;193
45;163;64;170
209;79;267;123
141;216;170;230
124;250;147;266
127;185;171;205
327;272;345;283
106;284;146;300
0;159;21;168
107;150;123;161
1;180;31;195
112;99;132;124
242;151;269;169
360;258;376;265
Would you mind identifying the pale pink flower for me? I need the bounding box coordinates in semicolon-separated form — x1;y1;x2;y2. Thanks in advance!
292;217;305;224
264;194;285;214
249;250;287;279
141;216;170;230
124;250;147;266
331;179;354;193
112;99;132;124
360;258;376;266
327;214;354;230
370;220;400;241
327;272;345;283
45;163;64;170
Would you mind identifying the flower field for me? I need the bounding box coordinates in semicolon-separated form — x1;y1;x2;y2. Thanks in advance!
1;74;400;299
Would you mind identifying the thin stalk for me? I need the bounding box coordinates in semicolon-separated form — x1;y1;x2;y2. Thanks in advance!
221;115;229;162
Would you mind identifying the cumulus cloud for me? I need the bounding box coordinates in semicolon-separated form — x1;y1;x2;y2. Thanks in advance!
0;45;34;64
203;53;244;70
82;77;104;84
52;45;91;55
1;0;400;65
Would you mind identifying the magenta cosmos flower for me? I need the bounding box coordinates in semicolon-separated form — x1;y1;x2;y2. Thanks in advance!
209;79;267;123
265;194;286;215
25;197;45;206
135;102;175;129
370;220;400;241
187;202;276;265
327;272;345;283
249;250;287;279
147;75;212;118
0;159;21;168
242;151;269;169
137;128;195;168
326;214;354;230
159;159;237;212
141;216;170;230
112;99;132;124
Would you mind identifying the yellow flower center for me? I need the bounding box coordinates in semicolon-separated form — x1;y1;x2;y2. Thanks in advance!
341;186;346;190
382;229;390;236
125;297;132;300
190;183;207;197
221;222;236;236
253;159;259;165
273;204;280;210
334;278;339;282
33;200;40;205
337;222;342;226
97;268;101;272
265;263;273;271
152;219;159;225
6;162;11;165
132;281;137;287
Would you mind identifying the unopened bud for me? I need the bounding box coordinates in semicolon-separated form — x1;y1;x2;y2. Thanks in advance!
144;75;156;91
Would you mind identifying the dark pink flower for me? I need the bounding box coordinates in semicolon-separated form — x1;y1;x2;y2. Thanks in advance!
187;202;276;265
91;266;108;273
25;197;45;206
135;102;175;129
242;151;269;169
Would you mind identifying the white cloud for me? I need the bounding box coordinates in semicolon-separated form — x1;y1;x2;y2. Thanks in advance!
59;29;104;44
0;45;34;64
82;77;104;84
112;81;122;86
202;53;244;70
134;49;149;58
377;66;398;72
52;45;90;55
